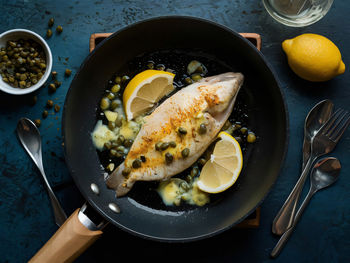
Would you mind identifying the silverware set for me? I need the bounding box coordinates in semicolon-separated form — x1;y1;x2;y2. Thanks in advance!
271;100;350;257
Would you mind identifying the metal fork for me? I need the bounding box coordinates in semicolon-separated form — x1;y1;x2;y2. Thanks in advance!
272;108;350;235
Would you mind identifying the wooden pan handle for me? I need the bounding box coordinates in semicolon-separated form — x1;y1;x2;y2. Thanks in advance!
29;209;103;263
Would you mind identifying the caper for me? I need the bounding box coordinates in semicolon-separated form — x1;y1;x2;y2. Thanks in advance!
181;148;190;158
122;167;131;177
185;175;193;183
198;123;207;134
42;110;48;118
140;155;146;162
234;136;242;144
108;121;116;130
2;77;8;83
111;84;120;93
106;92;115;100
110;99;121;110
180;181;190;191
191;73;202;82
177;127;187;135
104;141;112;150
19;80;26;87
247;132;257;143
184;77;193;85
65;68;71;76
106;163;115;172
121;75;130;82
48;18;54;27
222;120;231;130
46;29;52;38
54;80;61;87
116;135;125;145
190;167;199;177
169;141;176;148
147;62;154;69
132;159;142;168
114;76;121;84
115;115;123;127
173;197;181;206
51;71;57;79
240;127;248;134
123;139;133;148
198;158;207;166
116;145;126;153
56;25;63;33
160;142;169;151
49;83;56;93
34;119;41;127
100;97;110;110
54;104;60;112
165;152;173;164
155;141;162;151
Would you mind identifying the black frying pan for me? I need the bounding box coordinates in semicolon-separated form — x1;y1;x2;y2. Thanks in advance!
30;16;288;262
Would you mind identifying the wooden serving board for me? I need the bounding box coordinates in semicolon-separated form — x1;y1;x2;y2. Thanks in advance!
89;32;261;228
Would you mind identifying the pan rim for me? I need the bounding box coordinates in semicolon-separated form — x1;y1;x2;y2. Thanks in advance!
62;15;289;242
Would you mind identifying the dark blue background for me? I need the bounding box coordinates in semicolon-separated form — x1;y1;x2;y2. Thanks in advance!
0;1;349;262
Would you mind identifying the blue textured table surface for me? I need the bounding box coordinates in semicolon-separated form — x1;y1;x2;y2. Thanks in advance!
1;1;349;262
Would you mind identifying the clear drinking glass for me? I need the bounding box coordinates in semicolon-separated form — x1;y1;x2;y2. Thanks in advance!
262;0;334;27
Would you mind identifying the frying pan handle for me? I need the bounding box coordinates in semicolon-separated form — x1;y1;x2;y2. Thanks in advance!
29;209;103;263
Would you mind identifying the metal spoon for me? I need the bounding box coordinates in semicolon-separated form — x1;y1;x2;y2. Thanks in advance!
272;99;333;235
17;118;67;226
271;157;341;258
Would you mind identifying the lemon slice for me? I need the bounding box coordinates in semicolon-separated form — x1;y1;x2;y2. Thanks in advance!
123;70;175;121
197;131;243;193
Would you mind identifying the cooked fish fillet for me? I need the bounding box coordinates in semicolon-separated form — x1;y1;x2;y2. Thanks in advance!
106;72;244;197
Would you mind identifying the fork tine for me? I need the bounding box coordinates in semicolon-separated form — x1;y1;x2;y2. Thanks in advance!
330;113;350;142
321;108;343;135
327;110;348;137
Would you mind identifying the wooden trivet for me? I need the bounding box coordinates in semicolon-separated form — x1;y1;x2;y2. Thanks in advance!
89;32;262;229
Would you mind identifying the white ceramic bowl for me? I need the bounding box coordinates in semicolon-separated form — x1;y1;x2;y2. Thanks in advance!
0;29;52;95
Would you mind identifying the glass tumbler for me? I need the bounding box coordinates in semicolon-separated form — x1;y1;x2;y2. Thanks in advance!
262;0;334;27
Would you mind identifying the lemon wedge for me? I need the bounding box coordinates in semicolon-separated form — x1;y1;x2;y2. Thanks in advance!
123;70;175;121
197;131;243;193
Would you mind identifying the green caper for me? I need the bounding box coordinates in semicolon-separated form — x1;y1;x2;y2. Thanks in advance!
54;104;60;112
156;64;165;71
108;121;116;130
247;132;257;143
191;73;202;82
222;120;231;130
181;148;190;158
198;158;207;166
240;127;248;134
100;97;110;110
140;155;146;162
49;83;56;93
177;127;187;135
114;76;121;84
235;136;242;144
104;141;112;150
110;99;121;110
160;142;169;151
165;152;173;164
122;167;131;177
46;29;52;38
19;80;26;88
115;115;123;127
185;174;193;183
111;84;120;93
190;167;199;177
121;75;130;82
123;139;133;148
48;18;54;27
116;135;125;145
116;145;126;153
132;159;142;168
65;68;71;76
147;62;154;69
34;119;41;127
111;140;120;148
106;92;115;100
54;80;62;87
198;123;207;134
155;141;162;151
56;25;63;33
42;110;48;119
180;181;190;191
184;77;193;85
51;71;57;79
169;141;176;148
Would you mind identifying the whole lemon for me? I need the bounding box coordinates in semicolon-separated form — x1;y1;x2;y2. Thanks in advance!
282;33;345;82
